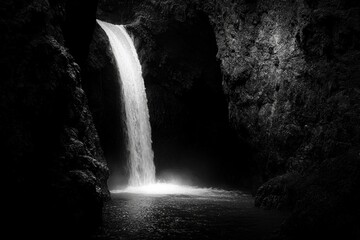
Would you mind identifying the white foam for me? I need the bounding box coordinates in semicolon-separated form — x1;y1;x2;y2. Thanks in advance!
97;20;156;186
111;183;240;198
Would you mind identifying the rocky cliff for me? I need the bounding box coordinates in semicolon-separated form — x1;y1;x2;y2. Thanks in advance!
206;0;360;238
84;23;129;188
96;0;360;238
1;0;109;238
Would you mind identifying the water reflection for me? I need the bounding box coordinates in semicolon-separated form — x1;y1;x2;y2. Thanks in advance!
111;183;243;198
92;189;288;240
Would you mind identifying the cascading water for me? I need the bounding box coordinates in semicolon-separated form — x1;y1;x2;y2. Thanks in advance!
97;20;218;194
97;20;155;186
98;20;233;195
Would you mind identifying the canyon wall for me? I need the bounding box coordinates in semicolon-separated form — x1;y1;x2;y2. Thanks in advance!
84;24;129;188
1;0;109;237
205;0;360;238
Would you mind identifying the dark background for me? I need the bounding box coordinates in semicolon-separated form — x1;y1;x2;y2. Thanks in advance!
1;0;360;239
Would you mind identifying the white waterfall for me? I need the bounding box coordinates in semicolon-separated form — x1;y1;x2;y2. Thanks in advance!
97;20;156;186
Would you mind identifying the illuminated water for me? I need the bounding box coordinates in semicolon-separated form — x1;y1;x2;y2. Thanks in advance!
97;20;155;186
92;189;287;240
112;183;236;196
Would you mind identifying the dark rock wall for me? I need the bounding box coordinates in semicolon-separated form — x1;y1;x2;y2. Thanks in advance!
1;0;109;238
205;0;360;238
207;0;360;182
84;24;129;189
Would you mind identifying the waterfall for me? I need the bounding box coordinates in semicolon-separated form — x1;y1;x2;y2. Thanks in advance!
97;20;156;186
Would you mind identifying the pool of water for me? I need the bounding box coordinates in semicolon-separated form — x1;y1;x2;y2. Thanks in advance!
91;189;288;240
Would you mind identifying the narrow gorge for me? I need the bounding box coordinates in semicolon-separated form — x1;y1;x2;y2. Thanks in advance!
2;0;359;239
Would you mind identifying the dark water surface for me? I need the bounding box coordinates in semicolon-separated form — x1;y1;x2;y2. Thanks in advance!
92;190;288;240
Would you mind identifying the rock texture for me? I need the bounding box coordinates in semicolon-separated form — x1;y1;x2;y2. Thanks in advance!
84;24;129;188
204;0;360;238
96;0;360;238
1;0;109;238
207;0;360;182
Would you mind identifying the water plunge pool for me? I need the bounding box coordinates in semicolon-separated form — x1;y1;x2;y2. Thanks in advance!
92;188;288;240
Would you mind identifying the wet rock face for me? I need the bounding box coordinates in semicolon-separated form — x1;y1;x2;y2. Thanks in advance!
84;24;129;188
1;0;109;237
209;0;360;238
209;0;360;179
208;0;360;229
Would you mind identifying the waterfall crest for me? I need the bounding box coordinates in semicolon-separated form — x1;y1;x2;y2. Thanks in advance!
97;20;155;186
